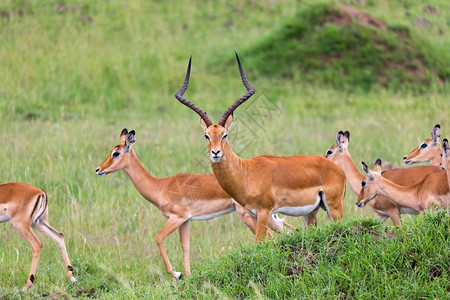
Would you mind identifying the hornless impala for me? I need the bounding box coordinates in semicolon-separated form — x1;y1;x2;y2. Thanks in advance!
95;129;290;278
325;131;442;225
175;54;346;241
0;183;76;290
357;159;450;212
403;124;442;166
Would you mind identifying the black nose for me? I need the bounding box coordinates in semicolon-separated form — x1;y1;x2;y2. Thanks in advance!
403;156;407;160
95;168;100;173
212;150;221;156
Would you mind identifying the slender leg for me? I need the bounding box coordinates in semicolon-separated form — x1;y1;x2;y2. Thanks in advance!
10;219;42;291
254;209;271;242
156;216;187;278
178;221;190;276
306;208;319;227
386;209;401;226
34;218;76;282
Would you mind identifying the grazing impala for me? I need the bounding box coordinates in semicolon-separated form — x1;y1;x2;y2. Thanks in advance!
175;53;346;241
95;129;289;278
403;124;442;166
0;183;76;290
357;159;450;212
325;131;441;225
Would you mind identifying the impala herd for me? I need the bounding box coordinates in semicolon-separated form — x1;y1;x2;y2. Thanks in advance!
1;54;449;290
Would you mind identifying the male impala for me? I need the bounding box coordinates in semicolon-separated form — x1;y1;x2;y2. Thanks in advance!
0;183;76;290
403;124;442;166
95;129;289;278
325;131;441;225
357;159;450;211
175;53;346;241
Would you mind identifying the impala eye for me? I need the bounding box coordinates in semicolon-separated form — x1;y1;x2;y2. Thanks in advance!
222;134;228;140
361;180;366;187
326;150;333;156
204;135;210;141
420;143;427;149
112;152;120;158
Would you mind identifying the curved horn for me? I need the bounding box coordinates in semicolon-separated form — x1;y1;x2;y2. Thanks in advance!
175;56;213;127
218;52;256;126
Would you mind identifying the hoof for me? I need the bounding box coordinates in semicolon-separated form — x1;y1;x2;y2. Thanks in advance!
173;271;182;279
70;276;77;283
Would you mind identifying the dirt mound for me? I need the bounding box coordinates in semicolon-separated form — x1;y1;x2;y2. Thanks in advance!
323;5;387;29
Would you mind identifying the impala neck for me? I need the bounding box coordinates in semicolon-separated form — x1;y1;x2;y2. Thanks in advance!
335;150;364;196
123;150;162;207
376;176;421;211
210;142;246;201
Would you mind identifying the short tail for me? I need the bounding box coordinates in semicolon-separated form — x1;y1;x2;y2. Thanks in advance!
31;192;48;224
318;190;334;221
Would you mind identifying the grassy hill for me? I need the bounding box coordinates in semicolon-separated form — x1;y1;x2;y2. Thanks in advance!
237;3;449;92
0;0;449;298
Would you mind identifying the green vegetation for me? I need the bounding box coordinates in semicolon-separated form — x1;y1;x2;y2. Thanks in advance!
239;3;450;92
180;210;449;299
0;0;449;298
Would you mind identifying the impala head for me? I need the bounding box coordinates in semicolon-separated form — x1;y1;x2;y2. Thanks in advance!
356;159;382;208
403;124;441;165
325;131;350;160
440;138;450;170
175;52;255;163
96;128;136;176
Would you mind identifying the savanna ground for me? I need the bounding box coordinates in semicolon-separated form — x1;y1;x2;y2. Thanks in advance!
0;0;449;298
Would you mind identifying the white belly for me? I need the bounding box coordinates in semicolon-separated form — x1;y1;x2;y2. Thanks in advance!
273;195;321;217
190;207;235;221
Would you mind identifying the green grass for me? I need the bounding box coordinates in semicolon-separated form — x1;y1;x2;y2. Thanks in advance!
237;3;450;92
178;210;449;299
0;0;449;298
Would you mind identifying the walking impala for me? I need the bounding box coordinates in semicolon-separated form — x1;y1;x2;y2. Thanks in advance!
175;54;346;241
95;129;290;278
325;131;441;225
357;159;450;211
403;124;442;166
0;183;76;290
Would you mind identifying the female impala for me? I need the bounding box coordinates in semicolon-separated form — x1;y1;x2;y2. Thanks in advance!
0;183;76;290
403;124;442;166
357;159;450;212
175;53;346;241
95;129;289;278
325;131;441;225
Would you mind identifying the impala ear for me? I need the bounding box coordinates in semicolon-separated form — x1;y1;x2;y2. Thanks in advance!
224;113;234;131
344;131;350;143
443;138;449;156
431;124;440;144
361;162;369;174
124;130;136;152
336;131;345;152
373;159;382;174
120;128;128;144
